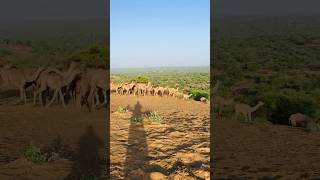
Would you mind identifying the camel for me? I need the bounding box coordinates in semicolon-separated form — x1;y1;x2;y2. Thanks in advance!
33;69;81;108
72;68;109;110
155;87;166;96
200;97;207;103
212;80;220;95
0;65;45;104
133;83;146;96
73;70;96;110
234;101;264;122
146;86;154;96
168;87;179;97
174;92;182;98
289;113;311;128
87;69;109;109
183;94;192;100
214;96;234;119
46;62;78;103
111;82;119;93
121;82;135;95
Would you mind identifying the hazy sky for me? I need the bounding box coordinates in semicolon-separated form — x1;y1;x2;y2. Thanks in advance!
110;0;210;68
215;0;320;16
0;0;107;21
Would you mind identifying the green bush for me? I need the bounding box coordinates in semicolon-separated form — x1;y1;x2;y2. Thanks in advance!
190;90;209;101
69;44;108;66
116;106;127;113
130;117;144;123
133;76;149;83
260;91;318;124
147;111;162;123
22;142;47;163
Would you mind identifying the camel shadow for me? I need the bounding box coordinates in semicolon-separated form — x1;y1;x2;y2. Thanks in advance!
124;101;151;178
65;126;104;180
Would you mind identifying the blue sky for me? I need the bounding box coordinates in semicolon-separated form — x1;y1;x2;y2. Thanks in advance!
111;0;210;68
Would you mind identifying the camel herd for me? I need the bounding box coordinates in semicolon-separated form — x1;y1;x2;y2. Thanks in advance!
0;62;109;111
110;81;204;101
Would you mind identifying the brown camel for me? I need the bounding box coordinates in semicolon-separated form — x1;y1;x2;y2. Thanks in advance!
212;80;220;95
214;96;234;119
234;101;264;122
289;113;311;128
33;69;80;108
0;65;45;104
87;69;109;109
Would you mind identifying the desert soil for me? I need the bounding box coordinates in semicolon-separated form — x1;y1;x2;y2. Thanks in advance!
0;89;107;180
110;94;210;179
0;90;210;180
213;114;320;179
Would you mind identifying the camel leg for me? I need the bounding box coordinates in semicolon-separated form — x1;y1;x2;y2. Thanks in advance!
39;91;44;106
76;93;82;108
101;90;108;106
23;86;27;104
88;87;95;111
33;88;42;106
59;90;66;108
46;90;58;107
234;111;239;121
73;91;77;105
33;92;37;105
218;107;222;120
94;91;100;107
248;113;252;122
16;84;25;104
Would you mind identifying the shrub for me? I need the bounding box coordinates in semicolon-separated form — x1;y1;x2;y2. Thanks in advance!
116;106;127;113
133;76;149;83
190;90;209;101
147;111;162;123
22;142;47;163
130;117;144;123
260;91;318;124
68;44;108;67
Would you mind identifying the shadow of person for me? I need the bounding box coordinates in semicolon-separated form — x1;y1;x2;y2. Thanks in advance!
124;101;150;178
133;101;143;118
65;126;104;180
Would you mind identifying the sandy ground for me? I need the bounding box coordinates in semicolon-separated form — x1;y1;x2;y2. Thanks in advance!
2;89;320;179
213;113;320;179
0;89;107;180
110;95;210;179
0;90;210;179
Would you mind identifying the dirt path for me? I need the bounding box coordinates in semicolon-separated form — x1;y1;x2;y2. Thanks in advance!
0;90;107;179
213;114;320;179
110;94;210;179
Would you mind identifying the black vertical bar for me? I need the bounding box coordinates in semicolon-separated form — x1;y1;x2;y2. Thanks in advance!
105;0;111;179
210;0;215;179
